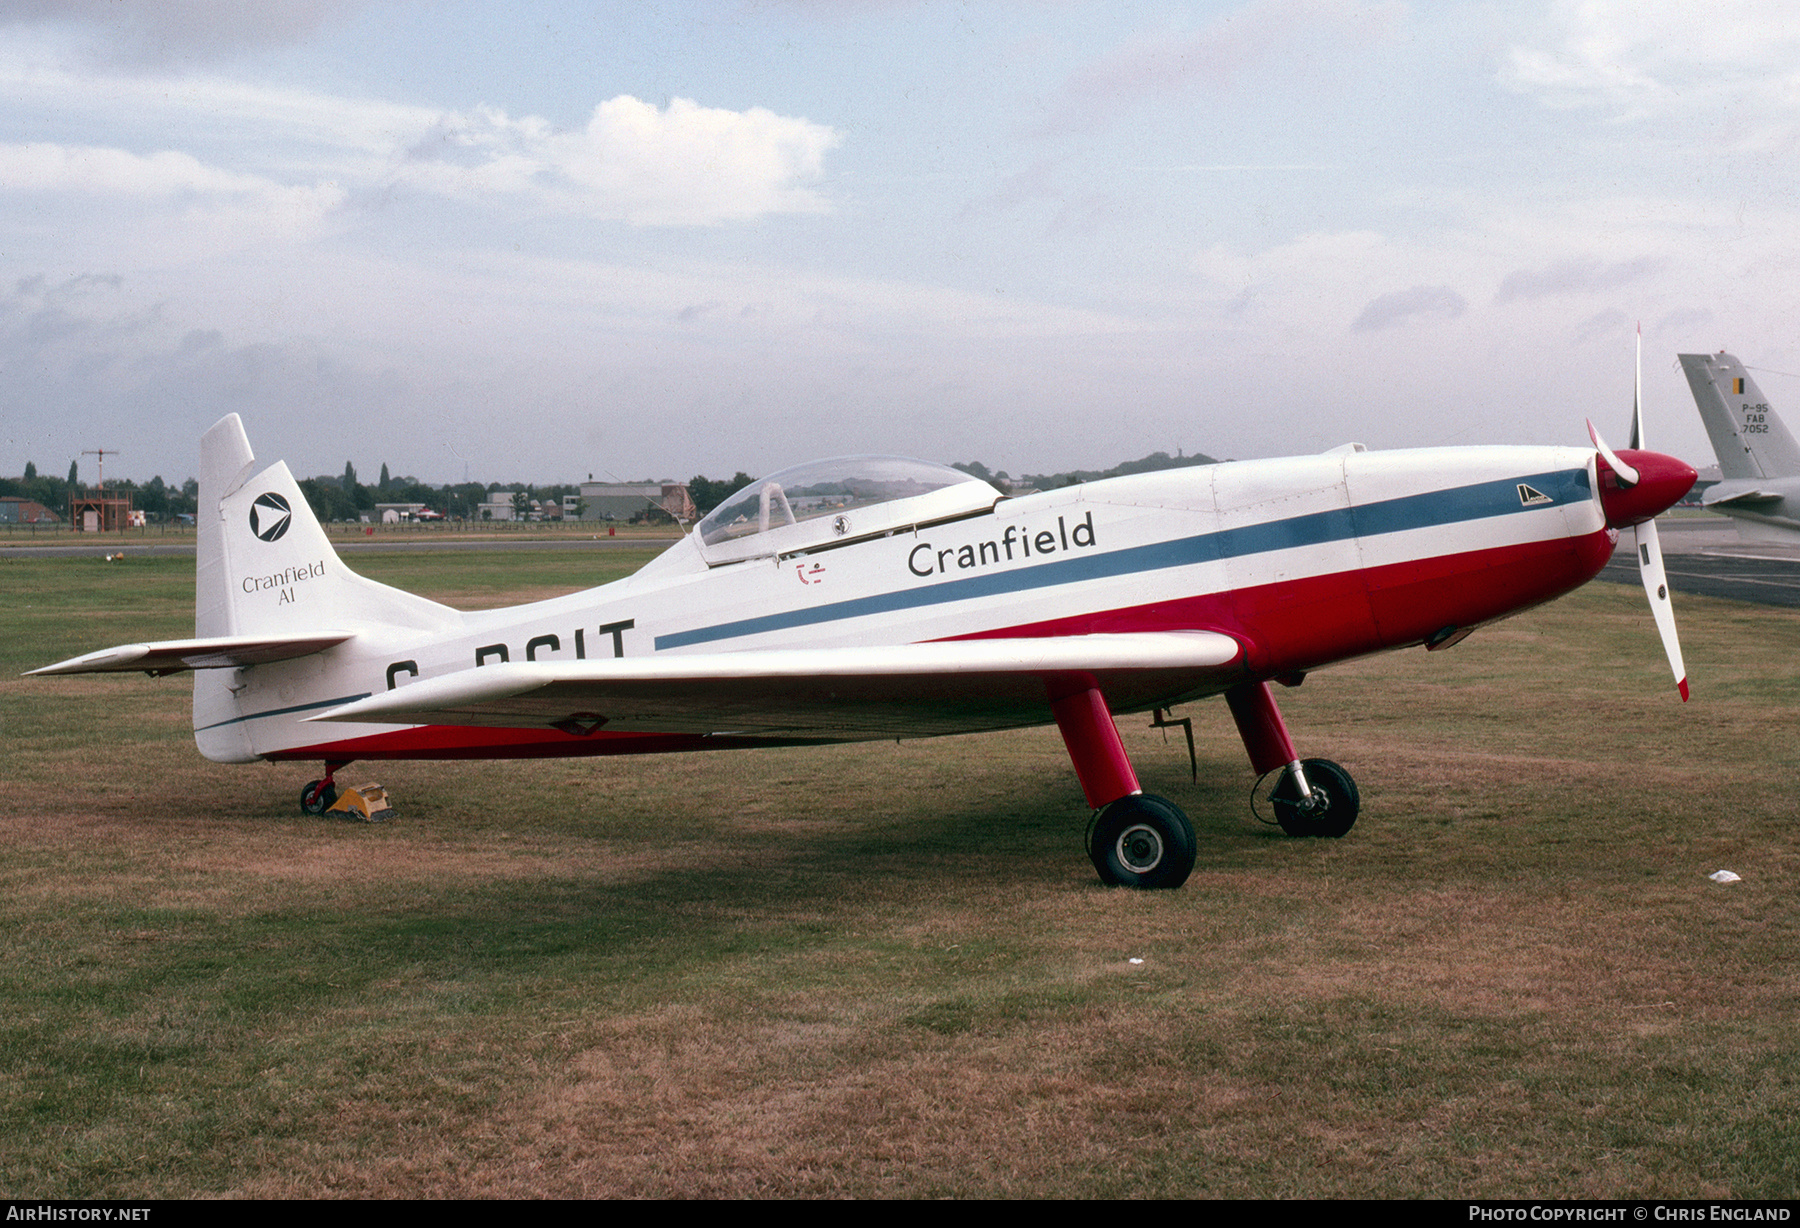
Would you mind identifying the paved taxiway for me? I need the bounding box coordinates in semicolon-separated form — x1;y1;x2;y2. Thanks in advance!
1596;517;1800;609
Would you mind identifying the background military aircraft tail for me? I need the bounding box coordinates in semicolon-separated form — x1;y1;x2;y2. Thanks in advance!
1679;351;1800;544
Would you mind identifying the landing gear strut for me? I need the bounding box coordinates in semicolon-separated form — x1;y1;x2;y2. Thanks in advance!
1051;679;1197;889
1227;680;1360;839
300;761;349;816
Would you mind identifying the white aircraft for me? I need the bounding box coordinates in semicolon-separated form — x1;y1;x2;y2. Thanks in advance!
1679;350;1800;544
30;407;1694;889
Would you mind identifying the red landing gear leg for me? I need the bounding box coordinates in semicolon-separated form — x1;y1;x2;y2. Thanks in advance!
1225;680;1360;838
300;760;351;816
1051;681;1195;889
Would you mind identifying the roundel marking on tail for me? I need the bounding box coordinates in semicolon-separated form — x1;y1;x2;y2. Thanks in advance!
251;492;292;542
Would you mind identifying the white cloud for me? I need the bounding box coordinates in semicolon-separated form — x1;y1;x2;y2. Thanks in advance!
0;140;347;259
0;60;438;184
1503;0;1800;134
0;141;338;204
1570;308;1629;346
0;57;842;229
396;96;840;226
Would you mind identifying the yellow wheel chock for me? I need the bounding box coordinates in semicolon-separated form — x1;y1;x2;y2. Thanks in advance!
324;782;394;822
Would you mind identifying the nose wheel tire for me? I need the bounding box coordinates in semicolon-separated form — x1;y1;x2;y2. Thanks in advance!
1271;759;1359;838
1088;794;1196;889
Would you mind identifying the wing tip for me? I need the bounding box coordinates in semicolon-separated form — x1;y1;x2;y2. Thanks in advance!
24;646;151;677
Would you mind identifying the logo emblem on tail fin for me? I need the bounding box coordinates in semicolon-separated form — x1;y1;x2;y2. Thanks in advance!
251;492;292;542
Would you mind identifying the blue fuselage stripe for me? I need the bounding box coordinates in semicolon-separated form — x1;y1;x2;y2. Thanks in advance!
654;468;1590;650
197;692;373;732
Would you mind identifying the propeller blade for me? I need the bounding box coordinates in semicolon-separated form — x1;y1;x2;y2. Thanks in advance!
1602;327;1689;700
1587;418;1641;485
1633;517;1689;701
1629;321;1644;450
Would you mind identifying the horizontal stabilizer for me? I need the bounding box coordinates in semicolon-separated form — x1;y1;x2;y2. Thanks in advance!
27;633;354;677
1703;485;1785;508
309;632;1244;741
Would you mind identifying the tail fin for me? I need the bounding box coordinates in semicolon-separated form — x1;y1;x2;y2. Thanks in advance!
195;414;257;639
1678;352;1800;480
192;415;459;761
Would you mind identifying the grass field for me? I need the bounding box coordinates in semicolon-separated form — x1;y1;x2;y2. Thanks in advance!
1;547;1797;1198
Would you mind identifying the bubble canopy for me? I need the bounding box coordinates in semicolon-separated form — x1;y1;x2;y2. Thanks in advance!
693;456;1001;565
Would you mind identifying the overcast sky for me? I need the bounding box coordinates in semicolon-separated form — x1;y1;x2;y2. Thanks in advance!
2;0;1796;487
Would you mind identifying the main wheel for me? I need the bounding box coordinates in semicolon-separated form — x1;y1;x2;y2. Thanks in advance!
1088;794;1196;889
300;779;337;816
1271;759;1359;838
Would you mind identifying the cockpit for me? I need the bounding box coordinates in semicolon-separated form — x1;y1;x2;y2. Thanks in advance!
692;456;1002;566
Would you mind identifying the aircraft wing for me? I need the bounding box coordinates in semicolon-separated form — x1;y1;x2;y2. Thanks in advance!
309;632;1244;741
26;633;354;677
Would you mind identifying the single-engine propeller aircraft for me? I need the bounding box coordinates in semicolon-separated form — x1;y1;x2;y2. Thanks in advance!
32;370;1695;888
1680;350;1800;545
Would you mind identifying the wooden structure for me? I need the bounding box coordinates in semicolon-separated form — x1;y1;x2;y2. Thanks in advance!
69;490;134;532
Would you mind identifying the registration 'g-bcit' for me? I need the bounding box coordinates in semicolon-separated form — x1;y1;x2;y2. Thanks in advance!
33;406;1695;889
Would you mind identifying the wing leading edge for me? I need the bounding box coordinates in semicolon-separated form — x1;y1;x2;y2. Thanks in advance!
309;632;1245;742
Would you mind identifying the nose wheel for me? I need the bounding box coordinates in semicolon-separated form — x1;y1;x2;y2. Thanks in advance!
1268;758;1359;838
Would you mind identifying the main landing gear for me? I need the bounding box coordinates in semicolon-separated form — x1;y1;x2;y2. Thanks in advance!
1053;677;1361;890
1086;794;1197;890
1051;682;1196;889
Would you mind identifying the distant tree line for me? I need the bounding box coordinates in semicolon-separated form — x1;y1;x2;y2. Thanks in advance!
685;472;755;516
952;450;1220;493
296;461;598;523
0;463;200;521
6;449;1225;526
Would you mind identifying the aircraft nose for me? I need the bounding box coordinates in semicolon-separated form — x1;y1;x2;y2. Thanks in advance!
1597;449;1697;529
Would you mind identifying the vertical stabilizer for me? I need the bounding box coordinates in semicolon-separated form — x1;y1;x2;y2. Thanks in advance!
195;415;258;639
190;415;461;762
193;416;261;761
1679;352;1800;480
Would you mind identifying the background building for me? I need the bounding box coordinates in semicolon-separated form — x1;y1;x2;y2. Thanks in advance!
0;496;60;525
578;482;694;523
477;491;520;521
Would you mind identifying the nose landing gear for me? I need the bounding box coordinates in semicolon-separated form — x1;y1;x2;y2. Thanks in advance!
1229;681;1361;839
1267;758;1360;838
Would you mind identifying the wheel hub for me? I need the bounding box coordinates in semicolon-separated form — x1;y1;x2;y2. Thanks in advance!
1115;824;1165;873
